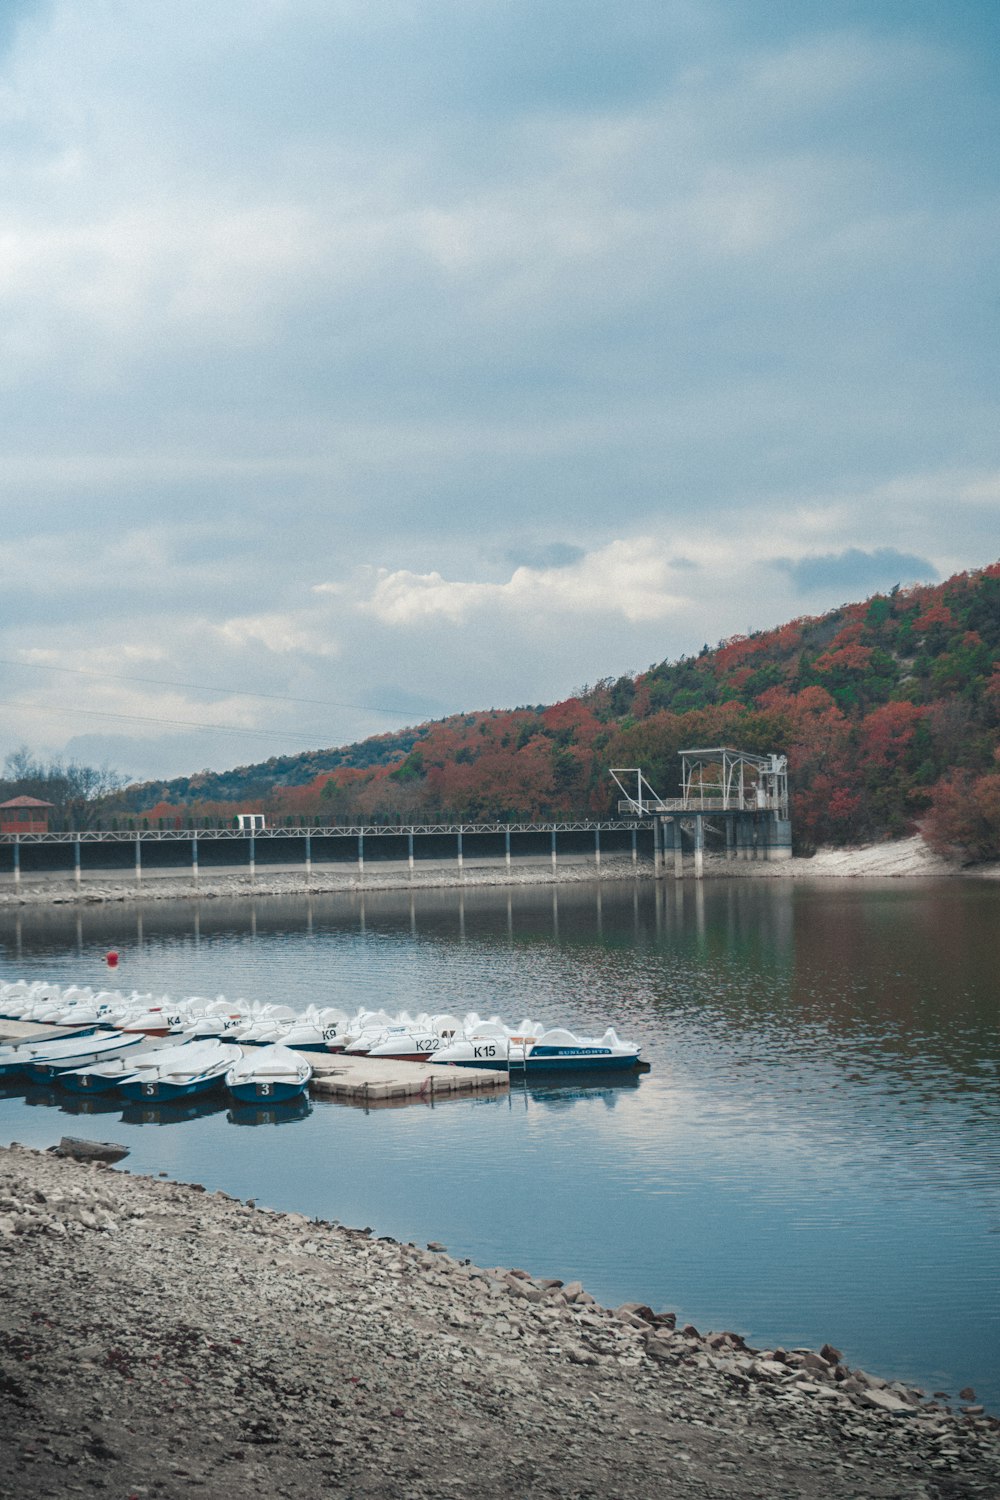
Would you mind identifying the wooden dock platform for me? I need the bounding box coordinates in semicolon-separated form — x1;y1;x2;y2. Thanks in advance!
307;1052;509;1107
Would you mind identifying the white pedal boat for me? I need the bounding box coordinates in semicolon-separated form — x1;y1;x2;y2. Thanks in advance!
435;1026;642;1073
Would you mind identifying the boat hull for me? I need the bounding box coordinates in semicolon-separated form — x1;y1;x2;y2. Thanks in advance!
227;1077;309;1104
119;1071;227;1103
58;1070;123;1095
442;1046;641;1072
515;1050;640;1073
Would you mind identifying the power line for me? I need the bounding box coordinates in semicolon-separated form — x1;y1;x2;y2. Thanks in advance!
0;698;338;745
0;657;434;721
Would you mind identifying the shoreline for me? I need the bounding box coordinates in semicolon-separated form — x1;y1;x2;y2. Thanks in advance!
1;1141;997;1499
0;836;994;908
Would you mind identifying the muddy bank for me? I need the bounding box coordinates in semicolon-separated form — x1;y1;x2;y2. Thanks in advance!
0;1143;997;1499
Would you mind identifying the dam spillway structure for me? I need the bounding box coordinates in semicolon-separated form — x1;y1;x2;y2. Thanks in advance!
611;748;791;878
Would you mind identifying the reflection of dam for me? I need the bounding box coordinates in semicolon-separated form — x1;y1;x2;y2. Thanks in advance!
0;820;656;893
0;873;796;974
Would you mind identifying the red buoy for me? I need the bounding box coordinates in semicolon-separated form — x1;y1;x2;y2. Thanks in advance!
106;950;119;967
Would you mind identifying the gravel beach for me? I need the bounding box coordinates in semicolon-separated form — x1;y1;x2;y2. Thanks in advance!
1;1141;997;1500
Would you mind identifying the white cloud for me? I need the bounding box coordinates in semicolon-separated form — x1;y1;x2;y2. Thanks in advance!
216;611;339;657
361;539;688;627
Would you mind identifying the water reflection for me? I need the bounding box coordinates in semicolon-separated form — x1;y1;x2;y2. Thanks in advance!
120;1096;226;1128
227;1098;313;1127
515;1074;639;1112
21;1082;123;1117
521;1070;641;1099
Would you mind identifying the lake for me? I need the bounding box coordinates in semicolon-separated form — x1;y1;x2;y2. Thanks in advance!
1;876;998;1410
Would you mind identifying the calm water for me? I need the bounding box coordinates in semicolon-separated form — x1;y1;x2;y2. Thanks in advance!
1;878;998;1409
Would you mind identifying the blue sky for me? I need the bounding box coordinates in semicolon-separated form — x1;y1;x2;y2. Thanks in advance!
0;1;997;781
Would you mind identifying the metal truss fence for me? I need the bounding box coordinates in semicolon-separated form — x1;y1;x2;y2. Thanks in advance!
0;820;654;846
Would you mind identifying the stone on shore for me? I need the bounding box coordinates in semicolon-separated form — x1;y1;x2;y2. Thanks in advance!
50;1135;130;1163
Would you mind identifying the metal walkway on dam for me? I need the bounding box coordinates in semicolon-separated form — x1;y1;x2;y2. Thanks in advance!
0;748;794;891
0;820;663;890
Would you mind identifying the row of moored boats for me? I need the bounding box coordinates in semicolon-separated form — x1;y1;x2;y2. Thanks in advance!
0;980;644;1106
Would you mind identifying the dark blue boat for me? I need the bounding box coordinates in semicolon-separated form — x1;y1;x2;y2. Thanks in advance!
117;1041;241;1104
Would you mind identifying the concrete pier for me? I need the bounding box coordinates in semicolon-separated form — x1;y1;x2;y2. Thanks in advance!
300;1053;510;1106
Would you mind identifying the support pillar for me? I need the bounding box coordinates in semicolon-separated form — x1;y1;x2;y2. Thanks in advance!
357;831;364;879
631;828;637;868
457;830;464;878
694;815;704;880
249;833;256;881
407;830;414;876
725;818;734;860
505;828;511;872
135;836;142;885
305;832;312;880
192;835;198;884
12;841;19;892
74;839;81;888
594;827;601;874
653;819;662;877
551;829;557;875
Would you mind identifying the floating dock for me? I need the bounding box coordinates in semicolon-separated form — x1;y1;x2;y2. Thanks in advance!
307;1052;509;1106
0;1018;511;1108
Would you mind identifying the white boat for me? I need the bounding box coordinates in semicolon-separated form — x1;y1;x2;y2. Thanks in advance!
365;1030;450;1062
118;1040;242;1103
0;1026;108;1079
59;1033;200;1093
365;1013;468;1062
121;1006;183;1037
225;1044;312;1104
26;1030;148;1082
435;1025;642;1073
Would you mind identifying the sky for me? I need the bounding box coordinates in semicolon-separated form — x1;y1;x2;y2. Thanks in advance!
0;0;998;784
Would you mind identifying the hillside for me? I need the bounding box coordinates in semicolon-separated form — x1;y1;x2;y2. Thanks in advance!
135;563;1000;861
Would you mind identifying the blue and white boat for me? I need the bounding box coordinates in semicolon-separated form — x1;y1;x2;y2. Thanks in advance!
435;1026;642;1073
59;1034;198;1094
0;1027;106;1080
26;1030;148;1083
224;1044;312;1104
118;1040;242;1103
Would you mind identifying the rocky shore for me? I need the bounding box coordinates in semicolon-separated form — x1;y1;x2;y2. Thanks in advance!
0;1143;997;1499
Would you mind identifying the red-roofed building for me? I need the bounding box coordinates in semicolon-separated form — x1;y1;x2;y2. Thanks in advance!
0;796;54;834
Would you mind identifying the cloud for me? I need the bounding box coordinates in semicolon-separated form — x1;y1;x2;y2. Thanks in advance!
775;547;939;598
0;2;994;782
361;539;688;627
216;611;339;657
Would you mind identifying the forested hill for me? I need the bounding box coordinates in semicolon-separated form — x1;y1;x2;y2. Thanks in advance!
126;727;427;809
138;562;1000;859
